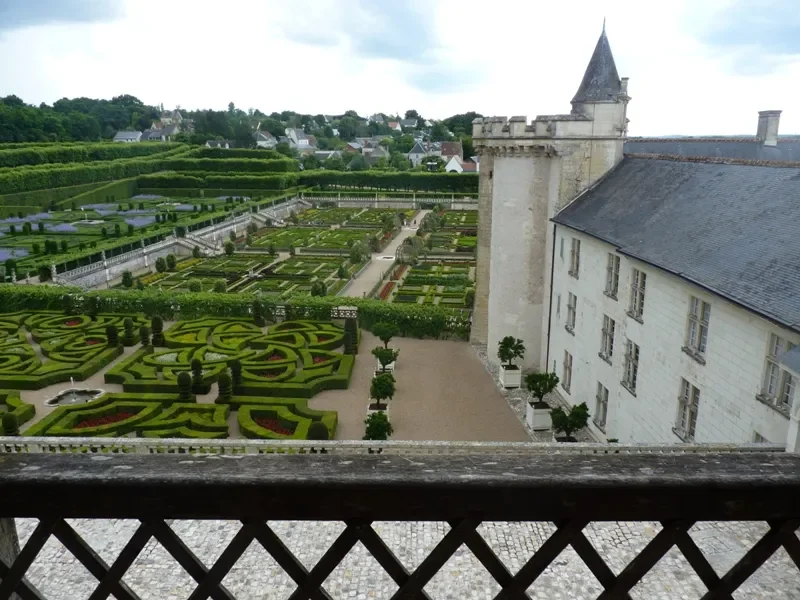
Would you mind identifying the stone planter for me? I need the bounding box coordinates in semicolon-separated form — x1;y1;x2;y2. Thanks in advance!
375;360;396;372
367;400;389;418
499;365;521;389
526;401;552;431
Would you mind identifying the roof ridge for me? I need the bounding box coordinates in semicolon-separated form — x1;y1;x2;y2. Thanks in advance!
625;153;800;168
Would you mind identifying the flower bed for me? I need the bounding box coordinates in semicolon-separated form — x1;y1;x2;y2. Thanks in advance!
379;281;395;300
254;417;294;436
74;411;135;430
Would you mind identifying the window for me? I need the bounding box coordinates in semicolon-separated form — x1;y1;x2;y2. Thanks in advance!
675;379;700;441
605;254;620;298
761;334;796;411
595;383;609;430
559;237;564;259
566;293;577;332
628;269;646;320
622;339;639;394
569;238;580;278
600;315;615;361
685;297;711;358
562;351;573;393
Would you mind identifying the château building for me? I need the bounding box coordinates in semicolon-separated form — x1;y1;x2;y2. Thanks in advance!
472;25;800;448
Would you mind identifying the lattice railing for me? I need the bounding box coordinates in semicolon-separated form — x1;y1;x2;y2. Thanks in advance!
0;449;798;599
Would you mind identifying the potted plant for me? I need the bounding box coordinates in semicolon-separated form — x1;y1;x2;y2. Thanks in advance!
372;322;399;349
363;411;393;441
525;372;559;431
372;347;399;374
497;336;525;388
368;372;395;414
550;402;590;442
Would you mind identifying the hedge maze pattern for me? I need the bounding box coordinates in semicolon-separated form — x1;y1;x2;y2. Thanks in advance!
0;311;146;389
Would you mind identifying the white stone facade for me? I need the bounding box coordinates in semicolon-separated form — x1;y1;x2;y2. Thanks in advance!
548;229;797;445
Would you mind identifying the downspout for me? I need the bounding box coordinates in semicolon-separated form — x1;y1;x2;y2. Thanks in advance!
545;222;557;372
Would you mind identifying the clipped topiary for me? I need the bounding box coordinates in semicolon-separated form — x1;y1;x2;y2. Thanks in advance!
253;300;265;327
177;371;192;403
62;293;74;315
191;358;203;389
151;316;164;346
213;280;226;293
372;322;399;349
363;411;393;441
122;317;135;345
343;317;358;355
2;413;19;436
105;324;119;347
139;325;150;346
230;359;243;388
218;371;232;401
307;421;330;441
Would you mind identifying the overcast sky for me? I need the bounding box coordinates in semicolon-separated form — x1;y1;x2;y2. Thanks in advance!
1;0;799;136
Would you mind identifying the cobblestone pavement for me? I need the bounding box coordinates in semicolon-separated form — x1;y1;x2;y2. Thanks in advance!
15;518;799;599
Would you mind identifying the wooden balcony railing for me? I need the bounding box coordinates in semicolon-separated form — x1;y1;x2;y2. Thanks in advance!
0;443;798;599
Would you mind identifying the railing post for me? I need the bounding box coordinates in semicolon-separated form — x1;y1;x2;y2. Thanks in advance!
0;518;21;600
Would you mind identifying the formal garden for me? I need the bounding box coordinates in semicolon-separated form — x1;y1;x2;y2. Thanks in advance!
377;260;476;308
248;226;381;253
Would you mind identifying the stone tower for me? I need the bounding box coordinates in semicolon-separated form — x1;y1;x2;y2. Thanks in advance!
471;25;630;370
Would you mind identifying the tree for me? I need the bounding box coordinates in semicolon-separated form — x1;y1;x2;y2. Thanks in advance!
275;142;292;157
289;244;296;257
363;411;393;440
460;136;475;161
229;230;236;243
349;242;364;264
497;336;525;368
121;270;133;288
307;421;330;440
62;293;75;315
188;280;202;292
127;224;134;236
60;240;68;252
122;317;135;345
337;264;347;279
550;402;590;441
405;109;421;120
166;254;176;271
192;246;201;259
114;223;121;237
372;322;399;349
252;300;265;327
213;280;226;293
324;155;345;171
442;112;483;136
230;359;243;387
224;241;235;256
136;278;145;290
267;242;277;257
310;281;327;297
348;155;368;171
337;116;357;140
369;373;396;411
302;155;320;170
430;122;450;142
525;372;560;406
372;347;399;372
155;257;166;273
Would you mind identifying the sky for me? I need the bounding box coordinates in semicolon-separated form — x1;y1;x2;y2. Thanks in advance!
1;0;799;136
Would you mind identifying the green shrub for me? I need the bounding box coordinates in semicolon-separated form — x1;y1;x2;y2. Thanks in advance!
372;322;399;349
105;324;119;346
230;359;243;387
139;325;150;346
213;280;226;293
151;316;164;346
121;270;134;288
2;413;19;436
188;280;202;292
177;372;192;403
372;347;399;372
369;373;395;410
551;402;590;440
307;421;330;440
218;371;232;401
363;411;393;440
252;300;265;327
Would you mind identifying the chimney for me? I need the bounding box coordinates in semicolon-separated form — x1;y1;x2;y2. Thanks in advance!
757;110;781;147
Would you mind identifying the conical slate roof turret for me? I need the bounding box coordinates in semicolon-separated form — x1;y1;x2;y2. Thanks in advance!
571;24;621;104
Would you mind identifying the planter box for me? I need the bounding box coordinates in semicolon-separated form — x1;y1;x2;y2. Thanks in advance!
367;400;389;418
526;402;551;431
375;360;396;373
499;366;521;389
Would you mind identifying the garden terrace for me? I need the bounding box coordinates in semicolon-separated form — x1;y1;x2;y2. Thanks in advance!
443;209;479;228
238;255;365;298
0;311;146;390
0;446;797;599
296;207;363;226
134;255;281;293
390;260;476;308
426;230;477;255
344;208;417;227
248;227;380;253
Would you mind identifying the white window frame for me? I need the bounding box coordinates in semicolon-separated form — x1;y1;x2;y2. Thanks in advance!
675;379;700;441
761;333;796;410
600;315;615;360
628;269;646;320
562;350;573;393
595;383;609;430
685;296;711;357
623;339;639;393
569;238;580;278
605;253;620;298
566;293;577;332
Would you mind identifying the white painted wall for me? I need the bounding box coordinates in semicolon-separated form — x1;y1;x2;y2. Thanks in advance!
549;229;797;445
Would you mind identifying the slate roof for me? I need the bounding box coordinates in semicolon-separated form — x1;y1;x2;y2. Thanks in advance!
408;142;427;155
572;28;621;104
552;155;800;332
624;137;800;162
113;131;141;141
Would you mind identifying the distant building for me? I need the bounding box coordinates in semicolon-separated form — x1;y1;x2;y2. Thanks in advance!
365;145;389;166
141;130;166;142
440;141;463;162
205;140;232;149
343;142;362;154
367;114;384;124
314;150;341;162
254;131;277;149
160;110;183;126
400;118;418;130
113;131;142;143
387;121;402;132
407;141;428;167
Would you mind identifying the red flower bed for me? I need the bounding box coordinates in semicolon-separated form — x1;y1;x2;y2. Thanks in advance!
65;319;81;327
254;417;293;436
85;339;101;346
379;281;395;300
390;265;408;281
317;335;331;342
74;412;135;430
312;356;326;364
259;371;280;379
268;354;283;361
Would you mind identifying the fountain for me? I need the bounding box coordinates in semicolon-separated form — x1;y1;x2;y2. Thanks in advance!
44;380;104;407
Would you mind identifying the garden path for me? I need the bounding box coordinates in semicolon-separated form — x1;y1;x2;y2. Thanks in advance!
339;210;430;299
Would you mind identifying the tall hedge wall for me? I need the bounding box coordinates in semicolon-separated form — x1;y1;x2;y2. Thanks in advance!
187;147;284;160
297;171;478;193
59;178;139;208
158;157;299;173
0;142;184;168
0;180;106;210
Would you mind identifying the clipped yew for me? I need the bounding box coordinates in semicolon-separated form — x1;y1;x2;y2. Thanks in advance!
230;359;243;388
122;317;135;345
177;372;192;403
218;371;232;402
307;421;330;441
139;325;150;346
151;316;164;346
105;324;119;347
2;413;19;436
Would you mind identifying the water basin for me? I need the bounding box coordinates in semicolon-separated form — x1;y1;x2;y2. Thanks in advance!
44;388;104;407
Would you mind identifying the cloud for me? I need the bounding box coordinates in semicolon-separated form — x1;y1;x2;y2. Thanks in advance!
693;0;800;74
0;0;121;32
347;2;437;63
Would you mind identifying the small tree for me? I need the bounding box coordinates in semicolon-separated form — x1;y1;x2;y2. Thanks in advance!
122;317;135;345
60;240;68;252
213;280;226;293
307;421;330;440
121;270;133;288
230;359;243;387
188;280;202;292
37;265;51;282
252;300;265;327
101;226;108;238
369;373;396;410
192;246;201;259
288;244;296;257
525;372;560;408
151;316;164;346
86;295;99;320
268;242;277;257
105;324;119;347
337;264;347;279
2;413;19;436
166;254;176;271
310;281;327;297
139;325;150;346
177;371;193;403
114;223;121;237
372;322;399;349
191;357;204;390
62;293;74;315
497;336;525;369
127;224;135;236
32;242;40;254
550;402;590;442
218;371;232;401
136;278;145;290
229;230;236;243
372;347;399;372
363;412;393;441
343;318;358;355
224;241;235;256
155;257;166;273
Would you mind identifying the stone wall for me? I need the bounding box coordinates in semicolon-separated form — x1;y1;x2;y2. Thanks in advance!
470;153;494;345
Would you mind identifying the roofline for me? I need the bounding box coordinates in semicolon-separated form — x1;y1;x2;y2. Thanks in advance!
551;219;800;334
627;136;800;143
624;152;800;168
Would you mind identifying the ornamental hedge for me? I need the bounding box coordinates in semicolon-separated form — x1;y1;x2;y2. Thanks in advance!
58;177;138;209
0;142;184;168
297;171;478;193
0;286;471;340
158;158;299;173
0;390;35;426
187;147;284;160
0;181;106;210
